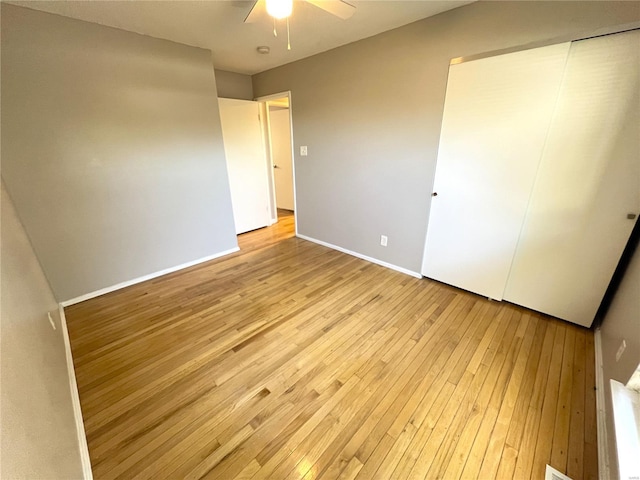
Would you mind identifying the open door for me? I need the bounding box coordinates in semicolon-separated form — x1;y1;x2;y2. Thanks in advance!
219;98;271;234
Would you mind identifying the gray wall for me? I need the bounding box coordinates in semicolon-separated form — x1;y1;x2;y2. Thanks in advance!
1;183;83;479
215;69;254;100
253;1;640;274
601;244;640;479
1;4;238;302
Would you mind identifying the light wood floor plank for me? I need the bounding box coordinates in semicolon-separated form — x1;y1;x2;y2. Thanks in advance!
550;327;577;473
475;314;538;479
513;322;559;479
566;330;586;480
64;211;598;480
531;324;568;478
583;332;599;480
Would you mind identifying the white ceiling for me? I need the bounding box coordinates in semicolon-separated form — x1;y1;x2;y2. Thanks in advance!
7;0;473;75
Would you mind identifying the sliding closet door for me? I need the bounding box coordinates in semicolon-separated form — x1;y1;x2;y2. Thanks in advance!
422;43;570;300
219;98;271;234
504;30;640;327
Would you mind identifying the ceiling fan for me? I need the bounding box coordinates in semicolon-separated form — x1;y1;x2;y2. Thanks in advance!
245;0;356;50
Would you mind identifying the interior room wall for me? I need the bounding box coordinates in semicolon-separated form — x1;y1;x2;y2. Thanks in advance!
0;183;83;479
215;69;254;100
600;244;640;479
252;1;640;275
1;4;238;302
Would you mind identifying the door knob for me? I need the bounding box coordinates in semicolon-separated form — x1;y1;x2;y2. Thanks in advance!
273;164;280;169
432;192;438;197
628;213;637;220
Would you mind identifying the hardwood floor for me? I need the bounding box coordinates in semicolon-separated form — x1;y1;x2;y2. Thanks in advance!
65;211;598;479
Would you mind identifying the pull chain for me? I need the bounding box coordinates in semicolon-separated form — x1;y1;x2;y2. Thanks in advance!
273;17;277;37
287;17;291;50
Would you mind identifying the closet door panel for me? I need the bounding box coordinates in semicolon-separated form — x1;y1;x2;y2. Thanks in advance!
421;43;570;300
504;30;640;327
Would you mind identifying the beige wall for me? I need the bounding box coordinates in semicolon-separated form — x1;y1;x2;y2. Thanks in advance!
252;1;640;274
215;69;254;100
1;4;238;302
1;183;83;479
601;243;640;478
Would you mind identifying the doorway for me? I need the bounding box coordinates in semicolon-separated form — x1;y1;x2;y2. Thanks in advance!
256;92;297;234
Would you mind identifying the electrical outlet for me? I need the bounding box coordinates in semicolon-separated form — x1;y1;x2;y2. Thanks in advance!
47;311;56;330
300;146;308;156
380;235;388;247
616;339;626;362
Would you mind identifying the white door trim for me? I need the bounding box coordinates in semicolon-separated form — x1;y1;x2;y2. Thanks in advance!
255;91;298;236
594;328;611;480
258;102;278;225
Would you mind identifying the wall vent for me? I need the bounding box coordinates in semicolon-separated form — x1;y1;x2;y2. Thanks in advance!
545;465;573;480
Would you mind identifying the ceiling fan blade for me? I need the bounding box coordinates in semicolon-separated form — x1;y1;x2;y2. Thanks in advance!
305;0;356;20
244;0;267;23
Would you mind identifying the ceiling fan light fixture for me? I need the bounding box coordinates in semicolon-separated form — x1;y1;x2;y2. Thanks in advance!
265;0;293;19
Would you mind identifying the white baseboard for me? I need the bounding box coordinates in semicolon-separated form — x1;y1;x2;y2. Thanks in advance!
594;328;610;480
60;247;240;307
58;304;93;480
296;234;422;279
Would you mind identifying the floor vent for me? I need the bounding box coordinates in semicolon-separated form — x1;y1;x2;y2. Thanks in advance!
545;465;573;480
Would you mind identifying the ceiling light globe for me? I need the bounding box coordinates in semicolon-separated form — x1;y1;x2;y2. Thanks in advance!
266;0;293;19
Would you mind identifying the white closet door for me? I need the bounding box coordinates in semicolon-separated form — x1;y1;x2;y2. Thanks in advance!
422;43;570;300
504;30;640;327
219;98;271;234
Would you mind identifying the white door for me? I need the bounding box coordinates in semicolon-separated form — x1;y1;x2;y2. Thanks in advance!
421;43;570;300
219;98;270;234
504;30;640;327
269;108;295;211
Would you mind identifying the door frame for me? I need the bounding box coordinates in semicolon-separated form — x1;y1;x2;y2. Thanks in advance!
255;91;298;236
